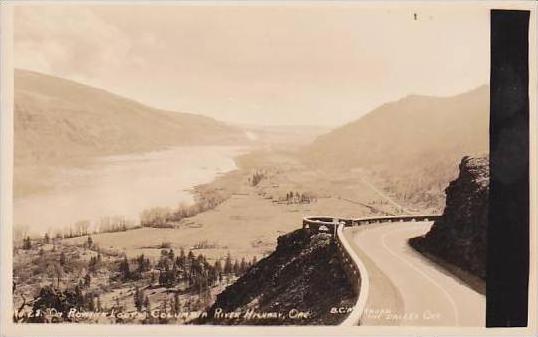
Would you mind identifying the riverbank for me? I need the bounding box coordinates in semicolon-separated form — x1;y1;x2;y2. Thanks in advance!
14;146;242;239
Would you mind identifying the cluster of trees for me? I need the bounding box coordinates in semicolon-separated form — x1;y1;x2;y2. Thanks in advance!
133;286;150;312
117;249;258;297
14;224;265;324
116;253;151;282
283;191;317;204
85;236;94;249
87;253;102;273
249;171;266;186
58;220;91;239
52;217;138;240
22;236;32;250
14;239;120;323
16;285;103;323
191;240;217;250
141;194;226;228
97;216;136;234
169;195;224;222
16;245;106;323
140;207;172;228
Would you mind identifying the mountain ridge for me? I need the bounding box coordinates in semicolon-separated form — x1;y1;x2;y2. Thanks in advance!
303;85;489;210
14;69;247;165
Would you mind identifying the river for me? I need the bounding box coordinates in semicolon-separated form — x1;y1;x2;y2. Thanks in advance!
14;146;244;236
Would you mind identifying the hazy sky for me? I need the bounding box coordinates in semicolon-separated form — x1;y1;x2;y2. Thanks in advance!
14;3;490;126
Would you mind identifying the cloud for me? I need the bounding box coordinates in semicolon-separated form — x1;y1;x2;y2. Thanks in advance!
15;6;133;84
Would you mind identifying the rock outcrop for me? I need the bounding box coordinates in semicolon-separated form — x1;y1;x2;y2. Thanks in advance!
198;229;356;325
410;155;488;280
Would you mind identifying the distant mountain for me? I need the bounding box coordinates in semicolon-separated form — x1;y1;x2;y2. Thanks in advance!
14;69;247;166
14;69;248;196
304;86;489;210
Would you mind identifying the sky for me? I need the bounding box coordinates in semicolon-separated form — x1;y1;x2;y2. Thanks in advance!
13;3;490;126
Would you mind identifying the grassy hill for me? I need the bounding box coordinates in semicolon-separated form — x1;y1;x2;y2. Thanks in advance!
304;86;489;210
15;69;246;165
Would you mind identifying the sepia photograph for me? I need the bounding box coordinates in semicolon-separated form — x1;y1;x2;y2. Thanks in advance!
0;1;536;336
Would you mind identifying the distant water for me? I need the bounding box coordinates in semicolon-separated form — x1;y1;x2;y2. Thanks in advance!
14;146;244;236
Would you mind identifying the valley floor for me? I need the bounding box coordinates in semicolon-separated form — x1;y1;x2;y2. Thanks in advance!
12;145;423;324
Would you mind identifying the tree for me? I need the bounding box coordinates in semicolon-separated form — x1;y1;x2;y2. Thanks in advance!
74;220;90;237
119;256;130;280
87;293;95;311
44;233;50;244
96;295;102;311
88;256;98;273
59;252;66;266
53;263;63;288
143;295;150;311
159;266;176;288
214;260;223;275
134;286;144;311
84;273;91;287
87;236;93;249
140;207;171;227
240;257;247;274
224;252;233;274
136;254;150;273
173;292;180;314
187;250;195;261
22;236;32;250
232;259;240;275
167;249;175;261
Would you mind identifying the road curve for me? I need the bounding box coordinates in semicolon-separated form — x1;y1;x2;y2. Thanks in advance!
343;221;485;326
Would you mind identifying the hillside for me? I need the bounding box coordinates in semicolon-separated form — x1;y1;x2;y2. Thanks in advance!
304;86;489;210
15;69;247;164
198;229;356;325
14;69;247;195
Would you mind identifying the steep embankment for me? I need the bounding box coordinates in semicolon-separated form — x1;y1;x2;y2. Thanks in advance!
410;155;488;280
199;229;356;325
304;86;489;210
14;69;247;195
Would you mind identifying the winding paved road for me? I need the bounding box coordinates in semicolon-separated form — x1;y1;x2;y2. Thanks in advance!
343;221;485;326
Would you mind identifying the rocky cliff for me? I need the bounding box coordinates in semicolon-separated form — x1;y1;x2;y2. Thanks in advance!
198;229;356;325
410;155;488;280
